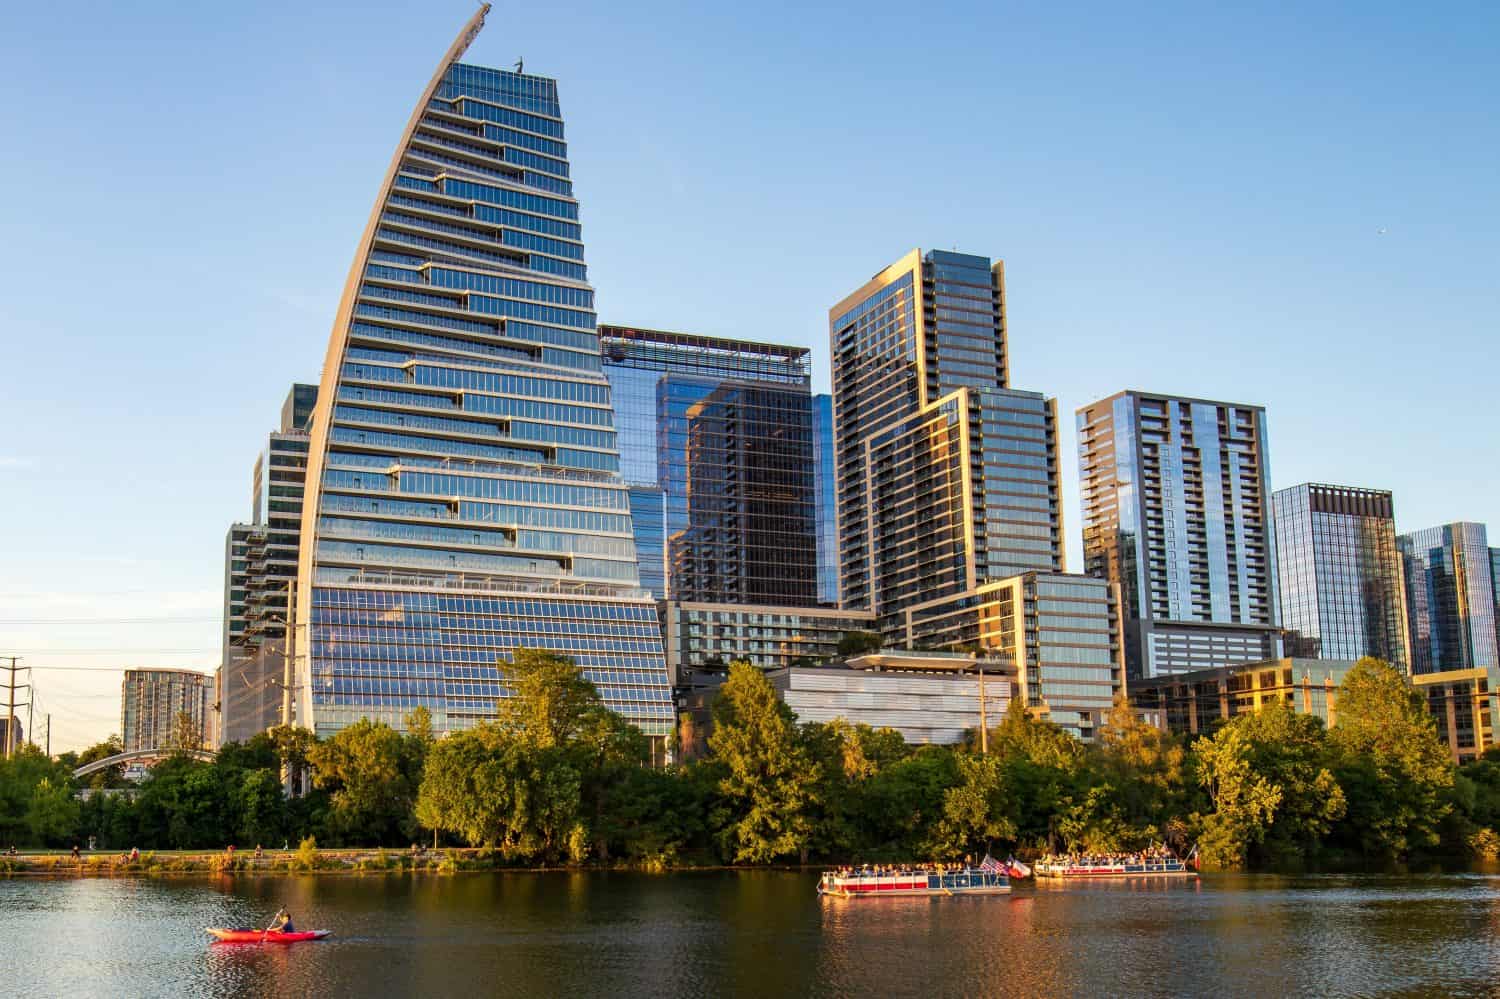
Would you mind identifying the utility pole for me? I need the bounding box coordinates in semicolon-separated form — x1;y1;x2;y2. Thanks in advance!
282;579;296;729
976;656;988;756
2;657;31;759
45;714;51;758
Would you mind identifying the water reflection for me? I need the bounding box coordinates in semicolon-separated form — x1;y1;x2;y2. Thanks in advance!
5;872;1500;997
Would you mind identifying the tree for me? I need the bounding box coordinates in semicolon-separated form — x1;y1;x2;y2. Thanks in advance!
1193;723;1283;869
0;746;75;844
233;769;287;846
1094;696;1194;837
266;724;317;791
76;735;127;789
162;711;204;753
836;631;883;658
415;726;581;860
1328;657;1455;857
854;746;961;859
708;662;820;862
497;648;611;750
26;778;79;846
308;718;414;844
1231;702;1345;863
935;753;1017;857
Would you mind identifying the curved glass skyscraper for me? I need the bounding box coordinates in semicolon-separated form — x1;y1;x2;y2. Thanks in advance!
294;6;672;740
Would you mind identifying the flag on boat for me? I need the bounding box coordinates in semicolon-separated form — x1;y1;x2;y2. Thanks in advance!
1005;856;1032;878
979;854;1003;874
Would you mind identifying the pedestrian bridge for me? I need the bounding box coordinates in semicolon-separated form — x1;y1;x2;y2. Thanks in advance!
72;747;215;778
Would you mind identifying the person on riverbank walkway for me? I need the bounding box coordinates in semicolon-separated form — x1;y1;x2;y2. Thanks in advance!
70;844;80;860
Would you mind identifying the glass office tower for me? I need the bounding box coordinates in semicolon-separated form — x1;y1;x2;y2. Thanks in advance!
1272;483;1410;671
829;249;1063;635
294;7;673;741
812;393;838;606
1398;523;1499;675
599;324;818;606
1078;391;1280;680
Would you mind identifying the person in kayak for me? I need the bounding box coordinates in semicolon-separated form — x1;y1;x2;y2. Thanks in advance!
269;908;296;934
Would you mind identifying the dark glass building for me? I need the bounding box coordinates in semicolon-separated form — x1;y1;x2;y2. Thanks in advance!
293;7;672;742
1271;483;1410;671
599;324;819;607
829;249;1063;635
1398;522;1499;675
813;393;838;606
1078;391;1280;680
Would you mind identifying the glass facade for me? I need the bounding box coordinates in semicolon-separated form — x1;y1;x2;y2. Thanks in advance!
295;11;673;739
829;249;1061;632
1078;392;1280;679
1271;483;1410;671
600;325;818;607
1398;522;1499;676
904;573;1123;741
813;393;839;606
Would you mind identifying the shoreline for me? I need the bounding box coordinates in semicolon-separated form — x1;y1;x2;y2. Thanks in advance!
0;849;817;878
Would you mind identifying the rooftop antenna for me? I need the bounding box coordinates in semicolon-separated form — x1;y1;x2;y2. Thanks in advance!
515;58;524;74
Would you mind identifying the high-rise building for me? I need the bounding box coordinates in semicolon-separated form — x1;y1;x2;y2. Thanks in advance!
1492;547;1500;633
903;572;1125;740
1271;483;1410;671
293;8;673;744
813;393;839;606
1398;523;1499;675
1077;391;1280;680
829;249;1063;635
599;324;818;606
220;384;315;745
121;669;213;753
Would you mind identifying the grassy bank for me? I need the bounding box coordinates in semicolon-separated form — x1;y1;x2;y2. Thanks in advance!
0;846;474;877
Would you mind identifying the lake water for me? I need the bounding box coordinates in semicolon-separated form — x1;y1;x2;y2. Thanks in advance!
3;870;1499;997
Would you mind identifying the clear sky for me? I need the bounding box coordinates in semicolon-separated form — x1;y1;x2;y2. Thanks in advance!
1;1;1495;753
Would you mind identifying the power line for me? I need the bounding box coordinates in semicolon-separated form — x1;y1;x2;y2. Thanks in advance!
0;615;219;624
23;664;215;672
8;645;219;654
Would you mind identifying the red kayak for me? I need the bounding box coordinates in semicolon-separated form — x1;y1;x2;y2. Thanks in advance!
206;928;331;943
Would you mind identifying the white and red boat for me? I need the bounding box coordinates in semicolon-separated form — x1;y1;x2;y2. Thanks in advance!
1032;854;1197;879
817;866;1010;898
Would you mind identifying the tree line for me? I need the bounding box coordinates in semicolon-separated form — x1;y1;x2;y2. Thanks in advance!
4;653;1500;870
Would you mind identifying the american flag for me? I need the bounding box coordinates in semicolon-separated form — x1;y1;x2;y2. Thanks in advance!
979;854;1003;874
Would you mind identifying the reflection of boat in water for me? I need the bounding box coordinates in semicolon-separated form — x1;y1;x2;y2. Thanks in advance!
1033;851;1197;880
818;866;1011;898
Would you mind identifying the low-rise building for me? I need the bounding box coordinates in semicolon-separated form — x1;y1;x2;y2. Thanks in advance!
659;600;877;684
1412;668;1497;764
1129;657;1497;763
677;650;1013;757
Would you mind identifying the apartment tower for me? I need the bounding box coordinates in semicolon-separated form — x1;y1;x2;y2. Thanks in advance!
1078;391;1280;680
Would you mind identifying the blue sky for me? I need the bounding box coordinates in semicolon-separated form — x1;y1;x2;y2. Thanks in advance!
1;1;1495;751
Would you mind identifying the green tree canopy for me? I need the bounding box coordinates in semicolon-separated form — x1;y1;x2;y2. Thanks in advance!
1328;657;1455;857
708;661;820;863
